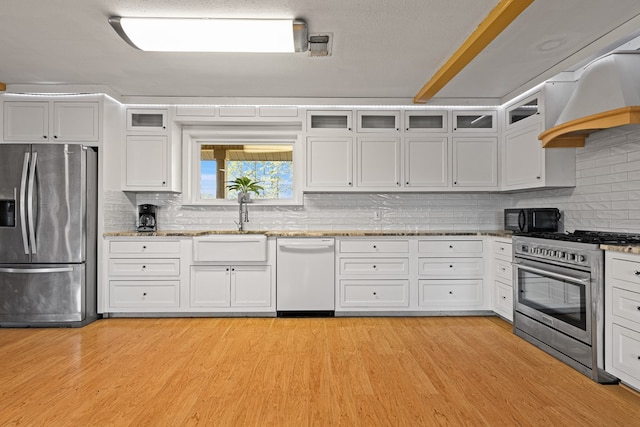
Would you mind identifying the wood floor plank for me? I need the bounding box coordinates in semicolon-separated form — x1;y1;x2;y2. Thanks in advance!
1;316;639;426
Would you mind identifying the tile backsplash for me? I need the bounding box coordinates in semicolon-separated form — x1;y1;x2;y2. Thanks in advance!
103;124;640;233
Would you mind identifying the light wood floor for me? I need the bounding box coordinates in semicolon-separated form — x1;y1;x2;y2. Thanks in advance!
1;316;639;426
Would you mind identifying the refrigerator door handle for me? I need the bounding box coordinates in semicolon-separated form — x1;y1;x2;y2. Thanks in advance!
0;267;74;274
20;152;30;255
27;151;37;255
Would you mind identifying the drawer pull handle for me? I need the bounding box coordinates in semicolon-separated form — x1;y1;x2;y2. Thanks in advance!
635;270;640;276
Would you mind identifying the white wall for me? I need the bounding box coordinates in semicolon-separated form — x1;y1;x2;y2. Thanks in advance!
513;124;640;233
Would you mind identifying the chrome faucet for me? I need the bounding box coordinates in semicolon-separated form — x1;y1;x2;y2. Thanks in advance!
235;192;250;231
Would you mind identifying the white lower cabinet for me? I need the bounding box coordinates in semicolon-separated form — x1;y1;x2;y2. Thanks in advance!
105;238;188;313
335;236;491;313
103;237;275;315
605;251;640;390
190;265;272;308
491;237;513;322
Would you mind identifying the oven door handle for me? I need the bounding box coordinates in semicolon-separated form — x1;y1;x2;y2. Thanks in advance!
516;264;589;285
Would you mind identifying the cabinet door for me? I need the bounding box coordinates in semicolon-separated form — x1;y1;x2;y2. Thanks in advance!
306;110;353;132
231;266;272;307
190;266;230;307
503;122;544;188
404;111;448;132
452;110;497;133
404;137;448;187
3;101;49;141
356;111;400;132
452;137;498;188
306;137;353;189
53;102;99;142
126;108;168;133
125;135;168;189
357;137;401;188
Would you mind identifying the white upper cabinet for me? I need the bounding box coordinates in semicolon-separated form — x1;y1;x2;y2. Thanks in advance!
122;108;181;192
452;137;498;188
356;111;401;133
305;136;354;189
356;137;401;188
306;110;353;132
404;137;449;188
501;84;576;191
404;110;448;133
3;101;99;143
452;110;497;133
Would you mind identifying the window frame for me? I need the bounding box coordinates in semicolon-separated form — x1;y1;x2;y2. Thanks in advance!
182;127;303;206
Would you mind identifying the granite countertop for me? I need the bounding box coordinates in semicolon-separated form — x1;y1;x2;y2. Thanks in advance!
104;230;514;238
600;244;640;254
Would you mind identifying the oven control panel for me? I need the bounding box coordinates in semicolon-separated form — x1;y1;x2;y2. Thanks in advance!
514;240;592;267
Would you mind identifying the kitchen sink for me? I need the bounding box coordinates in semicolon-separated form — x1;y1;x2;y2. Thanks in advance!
192;234;267;262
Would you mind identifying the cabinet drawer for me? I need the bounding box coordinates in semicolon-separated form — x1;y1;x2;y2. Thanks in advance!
340;258;409;275
418;240;483;256
418;258;484;277
494;240;512;260
610;258;640;286
339;240;409;254
495;259;513;283
612;287;640;325
340;280;409;307
418;279;483;308
109;240;181;255
109;280;179;307
494;281;513;318
108;259;180;276
193;235;267;262
612;324;640;383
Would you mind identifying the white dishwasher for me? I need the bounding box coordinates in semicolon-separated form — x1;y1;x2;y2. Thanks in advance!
276;238;335;316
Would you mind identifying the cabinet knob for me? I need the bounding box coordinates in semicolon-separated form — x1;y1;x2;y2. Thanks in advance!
226;268;230;271
449;291;453;295
142;245;147;249
348;127;352;131
373;245;377;249
634;270;640;276
162;181;166;185
348;182;352;186
142;265;146;269
373;292;377;296
43;135;47;139
372;265;377;269
406;182;410;185
162;126;166;129
406;128;409;131
502;296;507;300
636;306;640;311
449;245;453;249
453;181;457;185
449;265;453;268
143;292;147;296
53;135;58;139
536;176;541;179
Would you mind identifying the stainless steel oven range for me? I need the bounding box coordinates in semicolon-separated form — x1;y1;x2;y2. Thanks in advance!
512;230;640;384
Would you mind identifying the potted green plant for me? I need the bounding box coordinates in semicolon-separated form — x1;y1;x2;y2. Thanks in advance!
226;176;264;202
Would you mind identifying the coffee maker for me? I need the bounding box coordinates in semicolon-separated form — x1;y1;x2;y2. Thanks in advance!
137;204;157;232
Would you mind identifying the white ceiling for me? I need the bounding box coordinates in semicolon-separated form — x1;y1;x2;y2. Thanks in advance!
2;0;640;104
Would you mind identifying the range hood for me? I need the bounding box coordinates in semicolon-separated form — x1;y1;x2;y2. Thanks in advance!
540;51;640;148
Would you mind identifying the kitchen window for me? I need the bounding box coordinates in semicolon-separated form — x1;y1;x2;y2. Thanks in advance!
183;127;302;205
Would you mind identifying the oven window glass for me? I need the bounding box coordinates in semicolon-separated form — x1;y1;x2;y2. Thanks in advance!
517;269;587;330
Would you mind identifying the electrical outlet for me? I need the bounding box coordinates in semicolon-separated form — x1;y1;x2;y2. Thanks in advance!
373;210;382;221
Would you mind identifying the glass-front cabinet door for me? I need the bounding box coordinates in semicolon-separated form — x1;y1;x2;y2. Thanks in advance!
452;110;497;133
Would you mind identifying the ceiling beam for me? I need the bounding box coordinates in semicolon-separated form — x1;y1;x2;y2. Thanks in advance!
413;0;535;104
0;82;5;91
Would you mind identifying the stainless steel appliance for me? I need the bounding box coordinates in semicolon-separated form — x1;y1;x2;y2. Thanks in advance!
137;204;157;232
276;238;335;317
512;230;638;383
505;208;561;232
0;144;98;327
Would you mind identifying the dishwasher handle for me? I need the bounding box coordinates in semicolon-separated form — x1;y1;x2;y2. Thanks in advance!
277;239;335;249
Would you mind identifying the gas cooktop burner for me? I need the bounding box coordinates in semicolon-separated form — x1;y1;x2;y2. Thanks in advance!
515;230;640;245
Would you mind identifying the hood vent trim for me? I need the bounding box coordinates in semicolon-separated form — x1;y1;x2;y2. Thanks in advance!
540;106;640;148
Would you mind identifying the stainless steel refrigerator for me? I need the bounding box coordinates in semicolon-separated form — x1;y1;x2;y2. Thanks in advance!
0;144;98;327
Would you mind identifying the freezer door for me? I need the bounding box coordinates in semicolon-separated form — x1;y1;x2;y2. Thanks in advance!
0;264;85;324
31;144;88;263
0;144;31;264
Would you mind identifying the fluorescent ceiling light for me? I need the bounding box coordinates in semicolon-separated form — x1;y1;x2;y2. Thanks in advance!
109;17;308;53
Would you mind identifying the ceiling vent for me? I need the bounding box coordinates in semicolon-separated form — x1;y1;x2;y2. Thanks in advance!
308;34;331;57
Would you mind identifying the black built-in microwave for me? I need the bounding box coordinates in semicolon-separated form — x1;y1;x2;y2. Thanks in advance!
504;208;560;233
